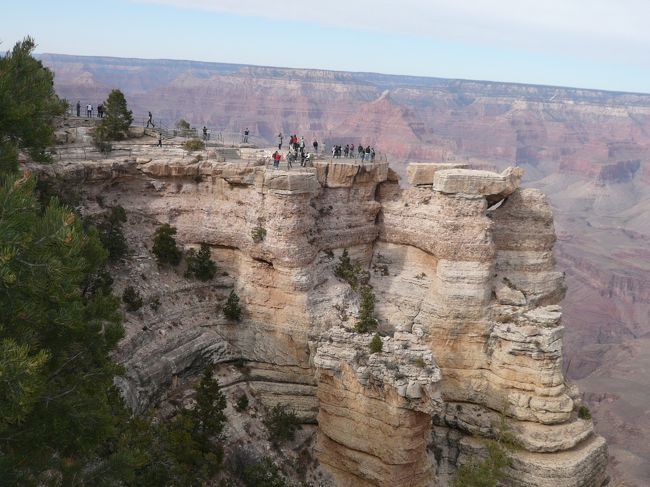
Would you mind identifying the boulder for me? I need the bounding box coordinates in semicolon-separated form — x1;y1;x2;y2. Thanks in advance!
407;162;468;186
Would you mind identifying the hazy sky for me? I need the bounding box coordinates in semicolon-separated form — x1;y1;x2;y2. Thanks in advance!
3;0;650;93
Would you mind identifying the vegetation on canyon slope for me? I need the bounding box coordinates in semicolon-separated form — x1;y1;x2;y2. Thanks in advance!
0;37;293;487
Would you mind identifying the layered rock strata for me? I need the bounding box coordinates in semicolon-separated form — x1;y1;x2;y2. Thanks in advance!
29;153;608;486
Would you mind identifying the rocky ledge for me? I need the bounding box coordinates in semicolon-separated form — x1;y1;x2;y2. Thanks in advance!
27;154;609;486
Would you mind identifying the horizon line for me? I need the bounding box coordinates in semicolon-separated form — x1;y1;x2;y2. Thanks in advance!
37;51;650;98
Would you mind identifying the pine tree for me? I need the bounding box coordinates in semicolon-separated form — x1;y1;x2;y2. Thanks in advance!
356;286;378;333
0;37;64;172
0;38;129;485
95;205;128;262
0;175;125;484
98;89;133;141
185;242;217;281
223;290;242;321
369;333;383;353
191;364;227;437
152;223;182;266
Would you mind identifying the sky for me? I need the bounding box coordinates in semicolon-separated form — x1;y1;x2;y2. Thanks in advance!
2;0;650;93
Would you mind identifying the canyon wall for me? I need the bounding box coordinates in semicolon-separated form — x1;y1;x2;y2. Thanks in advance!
29;150;608;486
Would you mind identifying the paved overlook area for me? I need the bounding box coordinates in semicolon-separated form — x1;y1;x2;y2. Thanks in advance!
27;128;609;487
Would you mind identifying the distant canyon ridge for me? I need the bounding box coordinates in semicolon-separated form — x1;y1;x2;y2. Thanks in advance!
41;53;650;486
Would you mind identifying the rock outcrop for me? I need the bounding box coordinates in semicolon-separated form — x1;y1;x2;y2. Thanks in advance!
28;150;608;486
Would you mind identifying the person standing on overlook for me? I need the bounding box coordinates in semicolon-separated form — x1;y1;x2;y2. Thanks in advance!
243;128;249;143
76;100;81;117
146;111;155;128
313;139;318;153
86;103;92;117
278;132;283;150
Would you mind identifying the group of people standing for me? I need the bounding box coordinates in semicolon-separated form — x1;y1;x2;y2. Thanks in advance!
271;132;379;169
76;101;104;118
332;144;376;161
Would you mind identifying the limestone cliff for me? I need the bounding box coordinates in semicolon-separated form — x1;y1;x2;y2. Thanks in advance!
28;149;608;486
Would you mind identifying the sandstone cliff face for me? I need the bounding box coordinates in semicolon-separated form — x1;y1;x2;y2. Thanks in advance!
29;151;608;486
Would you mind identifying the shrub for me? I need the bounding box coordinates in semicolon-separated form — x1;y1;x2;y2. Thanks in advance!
413;357;426;368
334;248;360;289
577;404;592;420
149;296;161;311
251;226;266;243
152;223;182;266
235;393;249;412
243;457;290;487
356;286;378;333
369;333;383;354
176;119;191;131
185;243;217;281
96;205;128;262
264;404;300;445
223;290;242;321
183;138;205;151
122;286;143;311
452;440;509;487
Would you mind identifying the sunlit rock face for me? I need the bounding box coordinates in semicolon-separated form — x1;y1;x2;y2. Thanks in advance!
29;153;608;486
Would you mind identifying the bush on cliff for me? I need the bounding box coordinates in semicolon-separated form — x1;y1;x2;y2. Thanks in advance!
264;404;300;446
577;404;592;420
452;408;521;487
452;439;509;487
95;205;128;262
334;248;362;290
122;285;143;312
185;243;217;281
152;223;182;266
369;333;383;353
183;138;205;152
242;457;291;487
223;290;242;321
251;226;267;243
356;286;378;333
176;119;191;131
113;364;227;486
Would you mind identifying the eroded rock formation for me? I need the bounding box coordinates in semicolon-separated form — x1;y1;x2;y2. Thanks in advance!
28;151;608;486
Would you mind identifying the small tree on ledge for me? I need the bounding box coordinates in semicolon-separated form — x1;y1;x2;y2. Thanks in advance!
369;333;382;353
152;223;182;266
185;243;217;281
356;286;378;333
223;290;241;321
99;89;133;140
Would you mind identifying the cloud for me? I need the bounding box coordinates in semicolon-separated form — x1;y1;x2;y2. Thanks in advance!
131;0;650;64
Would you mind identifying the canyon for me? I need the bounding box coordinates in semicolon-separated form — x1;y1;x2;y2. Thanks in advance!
39;54;650;485
29;140;607;486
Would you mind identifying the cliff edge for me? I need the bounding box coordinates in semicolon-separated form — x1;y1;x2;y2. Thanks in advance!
28;148;609;486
